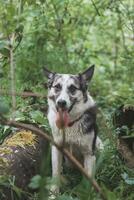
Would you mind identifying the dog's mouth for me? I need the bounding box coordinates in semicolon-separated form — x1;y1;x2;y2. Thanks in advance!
55;108;70;129
55;100;77;129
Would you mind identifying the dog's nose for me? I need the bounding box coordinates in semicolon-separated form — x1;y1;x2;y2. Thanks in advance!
57;100;67;108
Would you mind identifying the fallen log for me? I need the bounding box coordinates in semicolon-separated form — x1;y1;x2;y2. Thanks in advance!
113;105;134;168
0;129;48;200
0;119;107;200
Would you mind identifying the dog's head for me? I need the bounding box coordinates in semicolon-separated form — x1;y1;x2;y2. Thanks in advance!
44;65;95;128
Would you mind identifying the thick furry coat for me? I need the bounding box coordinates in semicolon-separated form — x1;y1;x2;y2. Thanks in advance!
44;66;103;193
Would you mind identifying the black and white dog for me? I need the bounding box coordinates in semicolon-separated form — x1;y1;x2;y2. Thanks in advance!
44;65;103;193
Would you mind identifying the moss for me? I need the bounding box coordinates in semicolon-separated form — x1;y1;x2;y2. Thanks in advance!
0;147;12;172
0;131;38;175
0;157;9;168
3;130;37;149
0;147;13;156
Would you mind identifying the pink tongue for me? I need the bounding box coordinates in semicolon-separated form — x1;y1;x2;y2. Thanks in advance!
56;109;70;129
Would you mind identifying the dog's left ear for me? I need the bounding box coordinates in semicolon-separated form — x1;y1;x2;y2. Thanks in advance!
43;67;55;79
80;65;95;82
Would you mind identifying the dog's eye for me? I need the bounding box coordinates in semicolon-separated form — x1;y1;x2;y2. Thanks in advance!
69;85;77;94
54;84;62;92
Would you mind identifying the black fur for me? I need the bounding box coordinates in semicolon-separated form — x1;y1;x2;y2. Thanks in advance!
78;65;95;102
78;74;88;102
81;105;97;152
47;75;55;88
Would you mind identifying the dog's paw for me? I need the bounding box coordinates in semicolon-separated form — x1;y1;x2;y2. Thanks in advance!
48;195;55;200
48;185;59;200
48;194;57;200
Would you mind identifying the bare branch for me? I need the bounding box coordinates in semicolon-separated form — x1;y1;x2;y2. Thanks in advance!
91;0;101;16
9;33;16;119
0;89;45;98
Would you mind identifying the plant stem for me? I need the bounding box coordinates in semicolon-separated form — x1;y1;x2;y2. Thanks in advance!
9;34;16;119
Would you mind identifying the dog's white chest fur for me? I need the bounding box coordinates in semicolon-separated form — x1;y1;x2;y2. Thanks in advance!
48;108;94;154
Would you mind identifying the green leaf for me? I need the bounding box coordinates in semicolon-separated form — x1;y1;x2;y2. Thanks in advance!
14;110;25;121
121;173;134;185
28;175;42;189
103;185;118;200
30;110;46;124
0;100;9;114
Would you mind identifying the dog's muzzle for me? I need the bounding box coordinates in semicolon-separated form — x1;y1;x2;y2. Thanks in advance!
56;100;70;129
55;99;77;129
57;100;67;110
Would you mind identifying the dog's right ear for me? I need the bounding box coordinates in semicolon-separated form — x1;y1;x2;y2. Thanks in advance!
80;65;95;82
43;67;55;79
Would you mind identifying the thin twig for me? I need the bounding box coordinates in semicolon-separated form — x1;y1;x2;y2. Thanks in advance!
0;119;107;200
0;90;45;98
9;33;16;119
91;0;101;16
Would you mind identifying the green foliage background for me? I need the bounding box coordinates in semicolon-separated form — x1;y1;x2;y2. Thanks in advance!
0;0;134;200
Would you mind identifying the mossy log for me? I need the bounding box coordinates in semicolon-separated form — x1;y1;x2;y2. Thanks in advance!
113;105;134;168
0;129;48;199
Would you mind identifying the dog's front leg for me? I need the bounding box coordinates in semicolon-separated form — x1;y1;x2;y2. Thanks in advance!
51;145;62;195
84;154;96;177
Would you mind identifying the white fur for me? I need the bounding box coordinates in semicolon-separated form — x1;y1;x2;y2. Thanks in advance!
56;75;73;108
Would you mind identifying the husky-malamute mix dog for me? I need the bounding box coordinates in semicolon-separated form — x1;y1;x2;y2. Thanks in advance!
44;65;103;193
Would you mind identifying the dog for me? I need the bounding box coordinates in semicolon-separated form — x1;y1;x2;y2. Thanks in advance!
44;65;103;194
